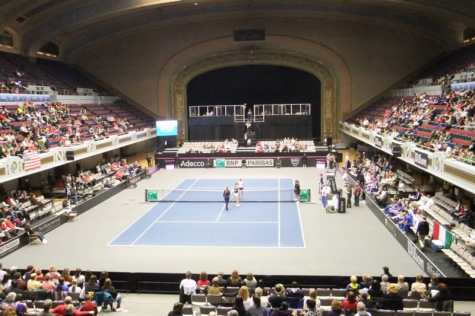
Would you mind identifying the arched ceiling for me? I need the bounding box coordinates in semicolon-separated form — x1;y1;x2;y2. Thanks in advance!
0;0;474;61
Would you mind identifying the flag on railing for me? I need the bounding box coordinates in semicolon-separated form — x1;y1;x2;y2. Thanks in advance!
23;150;41;171
432;221;453;249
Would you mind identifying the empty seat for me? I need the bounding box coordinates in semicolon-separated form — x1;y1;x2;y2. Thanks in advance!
403;299;418;311
201;305;217;315
331;289;346;298
191;294;207;306
217;306;232;316
317;288;331;297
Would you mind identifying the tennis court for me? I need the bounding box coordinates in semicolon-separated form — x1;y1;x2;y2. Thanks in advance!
108;178;305;248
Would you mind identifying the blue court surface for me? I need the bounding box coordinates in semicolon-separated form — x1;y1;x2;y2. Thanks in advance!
108;178;305;248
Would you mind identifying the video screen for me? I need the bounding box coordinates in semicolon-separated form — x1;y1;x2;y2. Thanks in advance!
156;120;178;136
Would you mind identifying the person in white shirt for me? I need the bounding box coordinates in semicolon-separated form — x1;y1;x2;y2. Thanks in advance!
251;287;269;308
179;271;197;304
419;195;434;212
332;193;339;212
238;179;244;199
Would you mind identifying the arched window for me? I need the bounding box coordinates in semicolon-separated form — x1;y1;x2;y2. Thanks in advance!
37;41;59;57
463;26;475;43
0;30;14;48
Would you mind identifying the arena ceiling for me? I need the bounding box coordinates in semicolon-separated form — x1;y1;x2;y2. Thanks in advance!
0;0;474;61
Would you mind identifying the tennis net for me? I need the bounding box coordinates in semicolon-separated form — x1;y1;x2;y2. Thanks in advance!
145;188;296;203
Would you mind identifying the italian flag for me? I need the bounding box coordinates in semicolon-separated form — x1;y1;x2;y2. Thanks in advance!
432;221;453;249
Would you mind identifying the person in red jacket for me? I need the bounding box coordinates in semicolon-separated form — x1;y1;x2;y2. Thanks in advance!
80;295;98;316
51;296;91;316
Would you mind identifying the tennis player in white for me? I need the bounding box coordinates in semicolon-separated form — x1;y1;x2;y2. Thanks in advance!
234;183;240;207
238;178;244;199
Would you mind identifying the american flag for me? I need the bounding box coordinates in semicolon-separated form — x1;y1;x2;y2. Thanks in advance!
23;150;41;171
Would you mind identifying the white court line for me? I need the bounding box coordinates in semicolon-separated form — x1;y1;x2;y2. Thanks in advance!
131;179;199;245
278;178;281;247
108;244;304;249
155;221;278;224
293;177;307;249
107;178;188;246
215;204;226;222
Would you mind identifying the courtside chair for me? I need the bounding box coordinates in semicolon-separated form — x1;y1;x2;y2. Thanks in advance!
403;299;419;311
217;306;232;316
191;293;207;307
182;304;193;315
418;300;436;311
378;310;396;316
414;311;433;316
207;294;223;306
397;310;415;316
322;310;330;316
434;312;452;316
453;312;472;316
302;288;311;296
331;288;346;298
442;300;454;313
68;292;80;301
223;287;239;304
320;298;333;310
201;305;217;315
317;288;331;297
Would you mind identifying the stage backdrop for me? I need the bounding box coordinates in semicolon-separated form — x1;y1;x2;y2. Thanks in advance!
187;65;321;141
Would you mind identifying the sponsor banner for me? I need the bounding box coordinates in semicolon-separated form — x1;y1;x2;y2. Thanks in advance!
0;237;22;257
215;159;225;168
374;136;383;148
213;159;275;168
34;216;66;235
179;159;207;168
414;150;429;169
0;93;50;103
451;82;475;92
281;158;302;167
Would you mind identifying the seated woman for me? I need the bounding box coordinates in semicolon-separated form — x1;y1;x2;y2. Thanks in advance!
102;278;122;311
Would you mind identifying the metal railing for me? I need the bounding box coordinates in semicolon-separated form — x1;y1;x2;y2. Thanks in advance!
189;104;246;117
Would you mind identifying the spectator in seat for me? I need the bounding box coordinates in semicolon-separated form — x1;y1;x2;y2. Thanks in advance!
167;302;183;316
303;288;320;310
254;287;269;308
84;275;99;294
216;272;227;287
268;284;286;308
238;286;252;310
228;270;242;287
409;189;421;202
428;283;451;311
69;280;81;294
1;292;27;314
49;265;60;282
179;271;196;304
355;302;371;316
13;272;26;290
410;275;427;298
52;296;90;316
244;273;257;293
346;276;360;291
270;301;292;316
42;273;55;292
27;273;42;291
286;281;304;299
39;299;56;316
342;291;357;311
232;296;246;316
380;284;403;311
80;295;98;316
247;296;266;316
73;268;85;287
375;187;389;207
329;300;345;316
368;280;383;299
360;292;376;309
1;273;11;291
197;271;210;293
61;268;73;283
303;299;323;316
102;278;122;310
207;278;222;295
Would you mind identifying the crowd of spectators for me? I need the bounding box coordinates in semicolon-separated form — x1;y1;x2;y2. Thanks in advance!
354;90;475;164
0;263;122;315
255;138;316;153
0;99;136;159
170;270;454;316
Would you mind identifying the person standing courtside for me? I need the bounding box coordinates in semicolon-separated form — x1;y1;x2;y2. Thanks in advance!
302;153;307;168
346;184;352;209
241;158;247;169
416;216;430;250
146;153;152;167
223;187;231;211
353;183;361;207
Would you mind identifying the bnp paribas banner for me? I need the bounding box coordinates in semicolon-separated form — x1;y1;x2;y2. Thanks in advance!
214;159;274;168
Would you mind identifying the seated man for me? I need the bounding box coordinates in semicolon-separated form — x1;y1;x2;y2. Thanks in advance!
399;211;414;232
376;187;389;207
24;222;47;244
408;189;421;202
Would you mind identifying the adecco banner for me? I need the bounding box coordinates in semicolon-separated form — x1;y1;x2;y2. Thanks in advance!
178;159;208;168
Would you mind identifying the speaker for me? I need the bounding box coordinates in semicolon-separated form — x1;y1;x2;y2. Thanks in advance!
326;137;333;146
234;29;266;41
66;151;74;161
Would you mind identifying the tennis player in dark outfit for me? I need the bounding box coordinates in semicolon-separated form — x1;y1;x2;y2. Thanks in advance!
223;187;231;211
